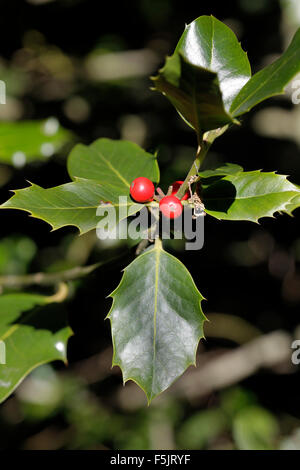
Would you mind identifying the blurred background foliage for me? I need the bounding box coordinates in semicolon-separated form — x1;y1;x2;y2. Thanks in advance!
0;0;300;450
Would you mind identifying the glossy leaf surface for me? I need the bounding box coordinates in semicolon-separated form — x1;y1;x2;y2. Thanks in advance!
1;180;143;234
152;15;251;133
107;242;206;403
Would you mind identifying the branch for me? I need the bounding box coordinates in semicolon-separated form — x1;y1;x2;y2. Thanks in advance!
115;330;293;409
176;125;229;200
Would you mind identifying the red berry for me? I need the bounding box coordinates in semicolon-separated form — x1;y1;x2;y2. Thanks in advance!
171;180;189;201
159;195;183;219
130;177;155;202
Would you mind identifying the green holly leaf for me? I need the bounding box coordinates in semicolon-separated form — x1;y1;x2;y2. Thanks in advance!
107;241;206;403
202;170;300;222
1;180;143;234
0;139;159;233
152;54;235;134
0;293;72;404
230;27;300;117
0;119;73;167
68;138;159;193
151;15;251;134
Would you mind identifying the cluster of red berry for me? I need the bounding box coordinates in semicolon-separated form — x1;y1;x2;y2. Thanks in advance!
129;177;189;219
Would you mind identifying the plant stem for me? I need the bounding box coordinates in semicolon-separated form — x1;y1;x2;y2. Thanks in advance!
155;237;162;249
135;239;150;255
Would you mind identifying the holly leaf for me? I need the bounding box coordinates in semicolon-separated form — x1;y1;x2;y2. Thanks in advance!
68;138;160;193
0;138;159;233
0;180;143;234
0;293;72;403
199;163;243;178
202;170;300;222
107;241;206;403
0;119;73;167
233;406;279;450
230;27;300;117
151;15;251;134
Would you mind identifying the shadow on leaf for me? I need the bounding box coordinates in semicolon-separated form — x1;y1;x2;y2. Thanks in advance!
203;180;236;214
